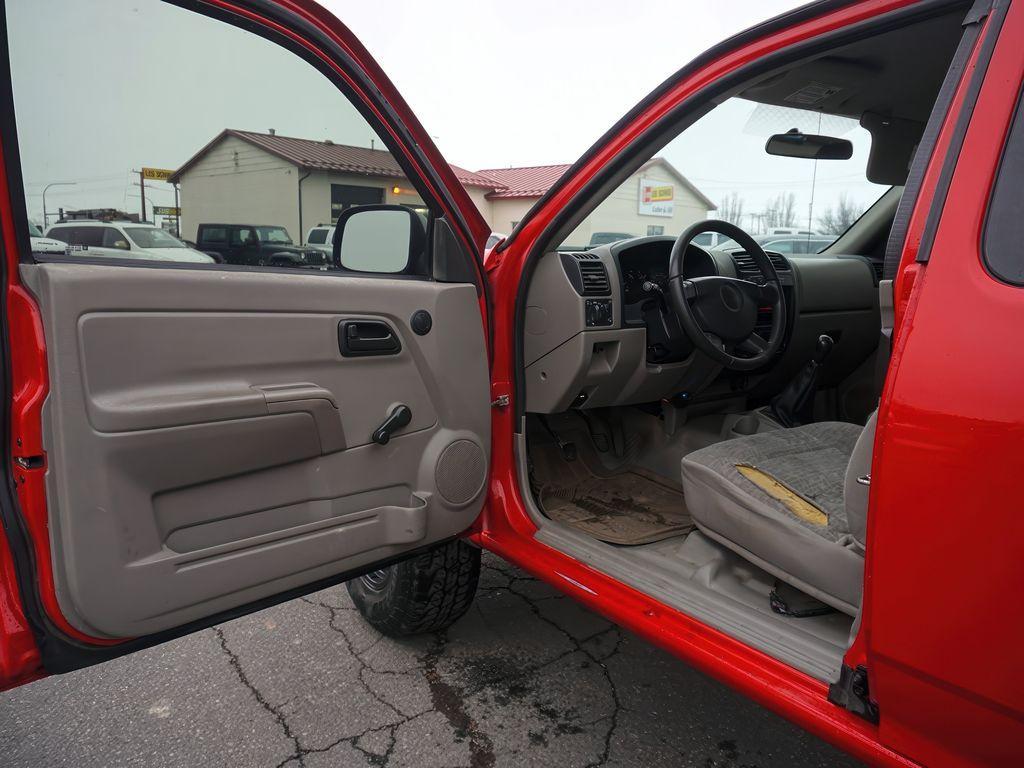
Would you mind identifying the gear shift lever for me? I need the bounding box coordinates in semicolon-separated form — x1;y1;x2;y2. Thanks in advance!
770;334;834;427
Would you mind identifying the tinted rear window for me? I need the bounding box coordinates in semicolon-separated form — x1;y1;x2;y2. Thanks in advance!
54;226;104;247
984;93;1024;286
200;227;228;244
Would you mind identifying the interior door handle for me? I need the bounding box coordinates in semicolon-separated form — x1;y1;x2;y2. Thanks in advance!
339;320;402;357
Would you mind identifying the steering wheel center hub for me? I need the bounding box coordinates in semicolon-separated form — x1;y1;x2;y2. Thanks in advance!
691;278;758;342
720;282;744;311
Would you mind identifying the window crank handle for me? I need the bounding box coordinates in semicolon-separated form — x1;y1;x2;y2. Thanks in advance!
372;404;412;445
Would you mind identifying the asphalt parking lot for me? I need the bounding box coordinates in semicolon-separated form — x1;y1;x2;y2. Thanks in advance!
0;553;861;768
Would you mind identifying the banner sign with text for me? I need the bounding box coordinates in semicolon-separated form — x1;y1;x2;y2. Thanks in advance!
142;167;175;181
638;178;674;217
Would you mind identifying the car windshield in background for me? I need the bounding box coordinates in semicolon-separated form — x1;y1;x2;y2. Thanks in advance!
257;226;292;244
125;228;187;248
28;222;42;236
307;229;328;244
559;98;889;252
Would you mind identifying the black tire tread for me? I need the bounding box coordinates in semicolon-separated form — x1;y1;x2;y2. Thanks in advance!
346;539;480;637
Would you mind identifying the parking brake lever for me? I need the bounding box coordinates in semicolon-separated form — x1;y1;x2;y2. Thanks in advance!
372;404;412;445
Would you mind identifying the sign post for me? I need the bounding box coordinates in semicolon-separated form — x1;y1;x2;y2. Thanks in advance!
140;167;176;226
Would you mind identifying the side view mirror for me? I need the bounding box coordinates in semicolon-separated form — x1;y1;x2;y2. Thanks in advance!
765;129;853;160
333;204;425;274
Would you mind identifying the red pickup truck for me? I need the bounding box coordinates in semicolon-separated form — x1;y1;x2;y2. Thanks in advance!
0;1;1020;765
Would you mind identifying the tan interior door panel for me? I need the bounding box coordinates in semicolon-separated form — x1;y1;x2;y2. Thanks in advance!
22;263;490;639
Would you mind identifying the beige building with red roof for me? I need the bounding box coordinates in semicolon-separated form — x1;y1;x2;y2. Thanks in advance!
170;129;498;243
171;130;714;247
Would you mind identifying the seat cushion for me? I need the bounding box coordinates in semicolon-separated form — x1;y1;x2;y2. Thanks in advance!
681;422;865;614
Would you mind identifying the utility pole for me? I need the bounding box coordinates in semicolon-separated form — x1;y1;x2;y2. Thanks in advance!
173;183;180;237
139;169;147;223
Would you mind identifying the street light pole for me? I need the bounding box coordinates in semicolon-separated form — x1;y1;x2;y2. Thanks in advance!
42;181;77;228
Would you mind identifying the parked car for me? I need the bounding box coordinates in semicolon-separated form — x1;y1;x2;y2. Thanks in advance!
587;231;635;247
196;223;329;268
690;231;737;249
484;231;506;261
27;221;66;254
755;234;834;254
304;224;335;254
46;221;214;263
764;227;822;236
2;2;1023;767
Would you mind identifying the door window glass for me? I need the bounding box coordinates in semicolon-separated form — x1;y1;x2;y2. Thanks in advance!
231;228;255;247
6;0;430;275
101;228;130;250
984;93;1024;286
71;227;104;247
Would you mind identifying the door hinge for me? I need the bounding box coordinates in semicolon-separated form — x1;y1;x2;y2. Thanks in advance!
828;664;879;724
491;394;510;408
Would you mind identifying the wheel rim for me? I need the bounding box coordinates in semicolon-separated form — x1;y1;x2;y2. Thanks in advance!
361;568;389;592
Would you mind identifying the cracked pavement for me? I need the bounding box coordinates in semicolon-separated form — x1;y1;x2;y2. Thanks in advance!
0;554;862;767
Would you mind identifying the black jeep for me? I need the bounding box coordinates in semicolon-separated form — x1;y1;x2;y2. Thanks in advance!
195;224;329;269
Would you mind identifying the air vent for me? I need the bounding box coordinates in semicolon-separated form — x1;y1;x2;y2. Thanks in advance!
731;252;790;282
560;252;611;296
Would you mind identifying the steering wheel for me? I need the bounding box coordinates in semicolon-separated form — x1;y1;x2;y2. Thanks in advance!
667;220;786;372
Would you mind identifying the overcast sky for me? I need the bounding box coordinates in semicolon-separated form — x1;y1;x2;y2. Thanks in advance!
8;0;883;230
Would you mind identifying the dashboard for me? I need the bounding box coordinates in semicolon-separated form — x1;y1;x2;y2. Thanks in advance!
619;240;718;304
522;235;880;414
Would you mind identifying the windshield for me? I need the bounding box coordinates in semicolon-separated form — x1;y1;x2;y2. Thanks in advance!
256;226;292;244
125;227;187;248
28;222;43;236
560;98;889;252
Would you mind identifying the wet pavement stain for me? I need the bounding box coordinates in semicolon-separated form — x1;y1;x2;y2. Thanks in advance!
0;553;864;768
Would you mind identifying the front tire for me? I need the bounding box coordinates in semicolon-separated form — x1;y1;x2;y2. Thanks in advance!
346;539;480;637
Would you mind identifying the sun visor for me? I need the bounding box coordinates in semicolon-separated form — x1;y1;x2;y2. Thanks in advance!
860;112;923;185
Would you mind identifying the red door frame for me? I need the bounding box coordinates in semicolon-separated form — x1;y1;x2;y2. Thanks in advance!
863;0;1024;763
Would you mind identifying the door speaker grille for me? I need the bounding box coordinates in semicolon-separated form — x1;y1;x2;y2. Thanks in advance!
435;440;487;505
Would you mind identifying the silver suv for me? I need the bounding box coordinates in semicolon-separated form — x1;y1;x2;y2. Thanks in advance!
46;221;213;263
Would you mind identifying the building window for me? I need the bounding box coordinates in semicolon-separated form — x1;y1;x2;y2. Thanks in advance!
647;225;665;236
331;184;384;223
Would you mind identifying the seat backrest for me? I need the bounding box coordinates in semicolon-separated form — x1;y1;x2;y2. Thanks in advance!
844;409;878;548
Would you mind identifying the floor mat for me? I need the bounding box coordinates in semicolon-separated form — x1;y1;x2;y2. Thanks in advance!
532;443;692;545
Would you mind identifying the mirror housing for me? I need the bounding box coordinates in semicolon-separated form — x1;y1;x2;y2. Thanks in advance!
765;129;853;160
333;204;425;274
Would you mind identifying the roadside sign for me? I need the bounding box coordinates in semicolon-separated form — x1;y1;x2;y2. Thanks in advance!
153;206;181;216
142;167;175;181
638;177;675;217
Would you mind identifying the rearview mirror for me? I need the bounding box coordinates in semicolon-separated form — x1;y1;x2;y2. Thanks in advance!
765;129;853;160
334;205;424;274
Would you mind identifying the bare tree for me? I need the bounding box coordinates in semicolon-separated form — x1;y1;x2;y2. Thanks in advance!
817;193;865;235
764;192;797;230
719;192;745;225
